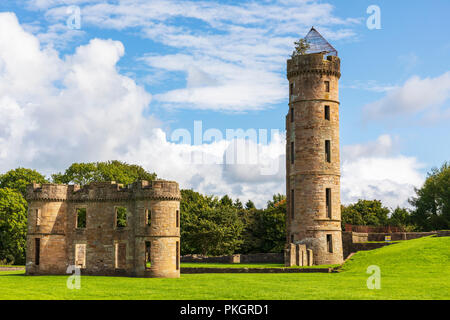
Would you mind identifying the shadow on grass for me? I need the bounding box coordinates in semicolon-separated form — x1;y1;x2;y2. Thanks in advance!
0;273;26;277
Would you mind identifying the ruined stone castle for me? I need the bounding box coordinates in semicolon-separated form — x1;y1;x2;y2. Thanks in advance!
25;180;181;278
285;28;344;266
24;27;344;276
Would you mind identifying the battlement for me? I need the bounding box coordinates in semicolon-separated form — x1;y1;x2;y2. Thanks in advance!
287;52;340;80
130;179;181;200
26;180;181;202
26;183;69;201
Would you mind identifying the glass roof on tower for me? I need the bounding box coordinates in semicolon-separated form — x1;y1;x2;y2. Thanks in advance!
304;27;338;56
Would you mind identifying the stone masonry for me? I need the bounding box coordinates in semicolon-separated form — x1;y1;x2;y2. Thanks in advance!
25;180;181;278
285;28;344;266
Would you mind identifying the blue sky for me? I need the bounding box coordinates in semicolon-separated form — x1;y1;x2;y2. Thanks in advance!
0;0;449;208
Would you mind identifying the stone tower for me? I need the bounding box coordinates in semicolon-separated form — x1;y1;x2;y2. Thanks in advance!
286;27;343;265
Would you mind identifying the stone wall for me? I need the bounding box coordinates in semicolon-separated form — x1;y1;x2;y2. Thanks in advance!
342;231;393;259
181;267;332;274
284;243;313;267
240;253;284;263
25;180;181;278
342;231;441;259
367;232;437;242
437;230;450;237
181;253;284;264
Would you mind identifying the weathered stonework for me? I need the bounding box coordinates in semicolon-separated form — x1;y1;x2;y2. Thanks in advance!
285;36;344;265
25;180;181;278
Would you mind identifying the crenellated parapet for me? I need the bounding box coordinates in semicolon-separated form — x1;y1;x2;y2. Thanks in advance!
26;180;181;202
131;180;181;201
287;53;341;80
26;183;69;202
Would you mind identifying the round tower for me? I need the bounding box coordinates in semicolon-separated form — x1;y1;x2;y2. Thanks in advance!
147;180;181;278
25;183;69;275
286;28;343;265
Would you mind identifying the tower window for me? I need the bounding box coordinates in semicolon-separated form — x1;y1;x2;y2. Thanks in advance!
290;234;294;243
115;207;128;228
325;81;330;92
35;209;41;227
326;188;332;218
146;209;151;226
76;208;86;229
291;141;295;164
176;210;180;228
176;241;180;270
115;243;127;269
327;234;333;253
325;140;331;163
290;107;294;122
145;241;151;269
291;189;295;219
290;82;294;96
35;238;40;266
75;244;86;268
325;105;330;120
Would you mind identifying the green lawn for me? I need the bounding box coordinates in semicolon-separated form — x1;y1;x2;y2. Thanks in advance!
0;236;448;300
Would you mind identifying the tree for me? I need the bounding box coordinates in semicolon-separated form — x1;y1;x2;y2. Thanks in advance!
341;204;363;227
291;38;310;57
245;200;256;210
0;168;48;197
180;189;244;256
220;195;233;207
410;162;450;231
234;198;243;210
389;207;412;230
52;161;157;185
180;189;243;255
0;168;47;264
240;198;286;254
341;200;390;228
266;193;286;209
0;188;28;265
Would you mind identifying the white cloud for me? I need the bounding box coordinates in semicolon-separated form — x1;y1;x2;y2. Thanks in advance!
36;23;85;49
363;72;450;123
341;135;425;208
122;129;286;207
0;13;425;209
28;0;361;111
141;52;286;111
342;134;396;159
0;12;154;173
0;12;285;207
341;80;398;93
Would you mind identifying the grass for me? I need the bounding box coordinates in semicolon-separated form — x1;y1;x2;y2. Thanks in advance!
0;236;448;300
